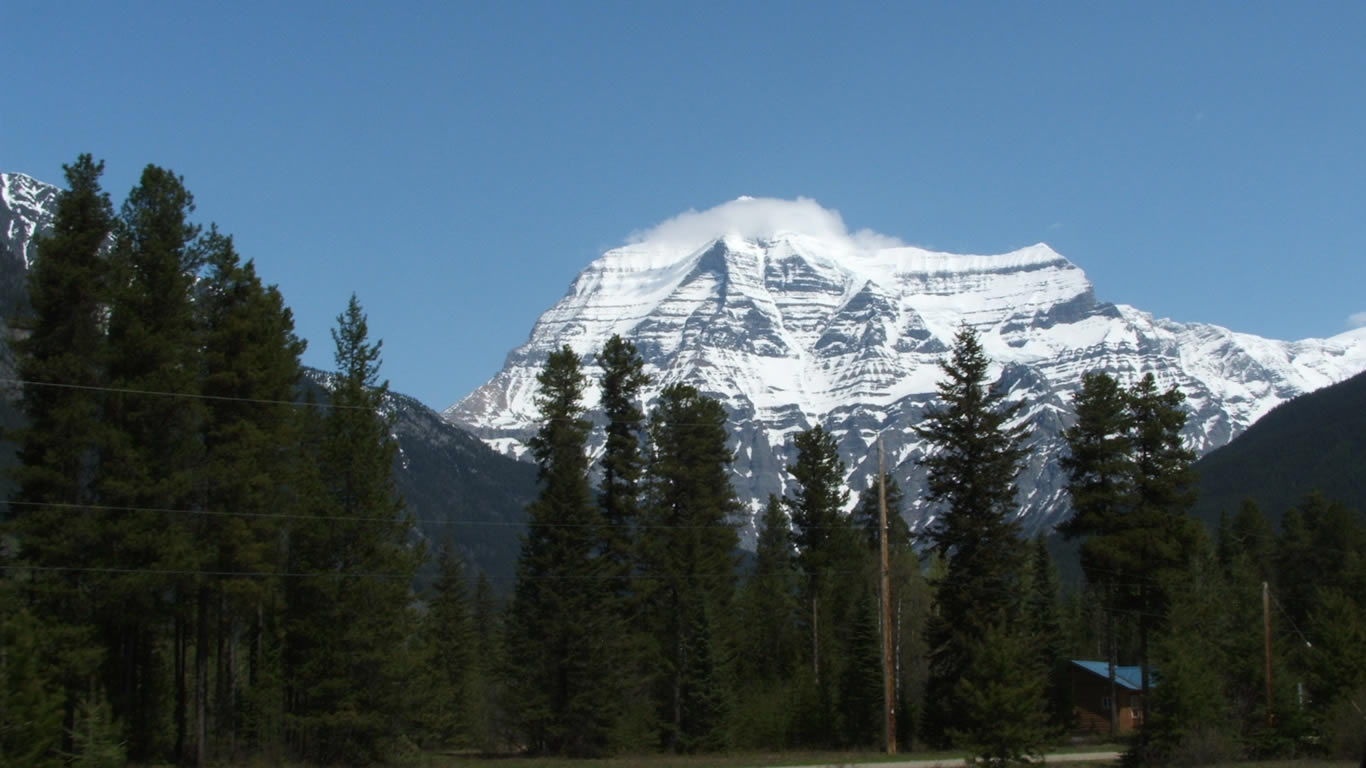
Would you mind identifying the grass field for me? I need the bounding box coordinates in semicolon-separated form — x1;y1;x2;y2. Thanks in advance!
404;756;1359;768
137;749;1363;768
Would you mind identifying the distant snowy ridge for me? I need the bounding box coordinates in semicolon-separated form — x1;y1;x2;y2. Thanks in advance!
1;172;59;269
447;197;1366;539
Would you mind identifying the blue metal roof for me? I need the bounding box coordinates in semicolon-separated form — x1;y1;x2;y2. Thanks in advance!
1071;660;1147;691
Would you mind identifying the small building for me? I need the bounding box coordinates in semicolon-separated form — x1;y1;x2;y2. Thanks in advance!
1070;660;1148;735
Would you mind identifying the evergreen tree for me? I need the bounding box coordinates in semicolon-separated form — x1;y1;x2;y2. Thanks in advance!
4;154;114;753
1276;492;1366;733
99;164;206;761
913;326;1031;748
1026;535;1070;739
1063;370;1204;731
1060;370;1134;735
739;495;800;682
1059;372;1132;541
783;425;873;747
283;295;418;765
836;576;884;748
192;230;306;763
0;598;64;768
466;572;505;752
65;689;125;768
1127;550;1244;767
784;425;850;686
786;425;850;579
638;383;739;752
597;334;649;595
1117;373;1203;700
415;546;476;748
730;495;802;748
948;621;1051;768
852;473;910;554
503;346;623;756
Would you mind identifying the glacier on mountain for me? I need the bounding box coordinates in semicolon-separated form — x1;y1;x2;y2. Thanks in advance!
447;197;1366;539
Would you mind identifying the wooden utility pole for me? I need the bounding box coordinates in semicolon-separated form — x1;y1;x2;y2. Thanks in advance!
1264;581;1274;727
879;437;897;754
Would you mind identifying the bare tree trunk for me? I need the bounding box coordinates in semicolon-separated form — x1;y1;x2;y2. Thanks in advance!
1107;583;1119;736
175;609;186;763
196;587;209;768
812;594;820;686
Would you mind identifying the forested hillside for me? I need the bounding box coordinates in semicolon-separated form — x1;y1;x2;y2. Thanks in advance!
1192;369;1366;527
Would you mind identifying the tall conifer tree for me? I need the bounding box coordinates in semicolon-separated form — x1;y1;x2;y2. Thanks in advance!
6;154;114;745
638;383;739;752
783;425;867;746
730;495;802;748
1060;370;1133;735
597;334;648;594
193;232;306;762
284;295;417;765
504;346;623;756
99;165;205;760
914;326;1035;750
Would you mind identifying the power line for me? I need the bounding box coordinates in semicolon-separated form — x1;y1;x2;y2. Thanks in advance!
3;498;768;531
0;376;371;410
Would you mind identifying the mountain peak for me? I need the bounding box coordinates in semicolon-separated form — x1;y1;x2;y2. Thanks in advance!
627;196;904;255
449;203;1366;541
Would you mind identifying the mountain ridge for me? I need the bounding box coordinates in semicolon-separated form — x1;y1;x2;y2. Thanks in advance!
446;197;1366;538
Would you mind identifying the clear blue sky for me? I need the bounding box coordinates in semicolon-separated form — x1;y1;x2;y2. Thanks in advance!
6;1;1364;409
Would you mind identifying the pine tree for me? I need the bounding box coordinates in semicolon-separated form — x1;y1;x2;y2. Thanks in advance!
1060;370;1133;735
597;334;649;595
735;495;801;685
729;495;802;749
947;621;1051;767
1062;370;1205;731
100;164;206;761
851;473;910;553
1117;373;1203;702
783;424;872;747
914;326;1031;748
192;230;306;763
283;295;418;765
466;572;505;752
637;383;739;752
1060;371;1132;542
0;598;64;768
786;425;849;579
415;546;476;748
5;154;114;750
503;346;623;756
1026;535;1069;740
783;425;850;685
65;688;125;768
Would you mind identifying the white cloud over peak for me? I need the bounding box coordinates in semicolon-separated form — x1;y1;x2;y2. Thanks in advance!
628;196;904;252
1348;311;1366;330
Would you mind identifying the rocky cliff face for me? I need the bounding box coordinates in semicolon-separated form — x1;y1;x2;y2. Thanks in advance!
447;198;1366;540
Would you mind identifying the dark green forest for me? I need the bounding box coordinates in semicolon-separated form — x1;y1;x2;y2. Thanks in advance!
2;157;1365;767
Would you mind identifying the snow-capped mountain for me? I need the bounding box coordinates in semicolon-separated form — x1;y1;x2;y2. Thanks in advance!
447;197;1366;539
1;172;59;269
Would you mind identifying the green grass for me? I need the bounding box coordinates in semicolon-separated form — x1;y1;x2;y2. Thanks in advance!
134;749;1359;768
402;746;1123;768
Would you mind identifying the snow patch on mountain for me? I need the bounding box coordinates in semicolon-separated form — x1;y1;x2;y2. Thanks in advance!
1;173;60;269
448;197;1366;540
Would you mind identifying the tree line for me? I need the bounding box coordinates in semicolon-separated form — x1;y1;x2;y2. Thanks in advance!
3;155;1365;766
0;156;416;766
